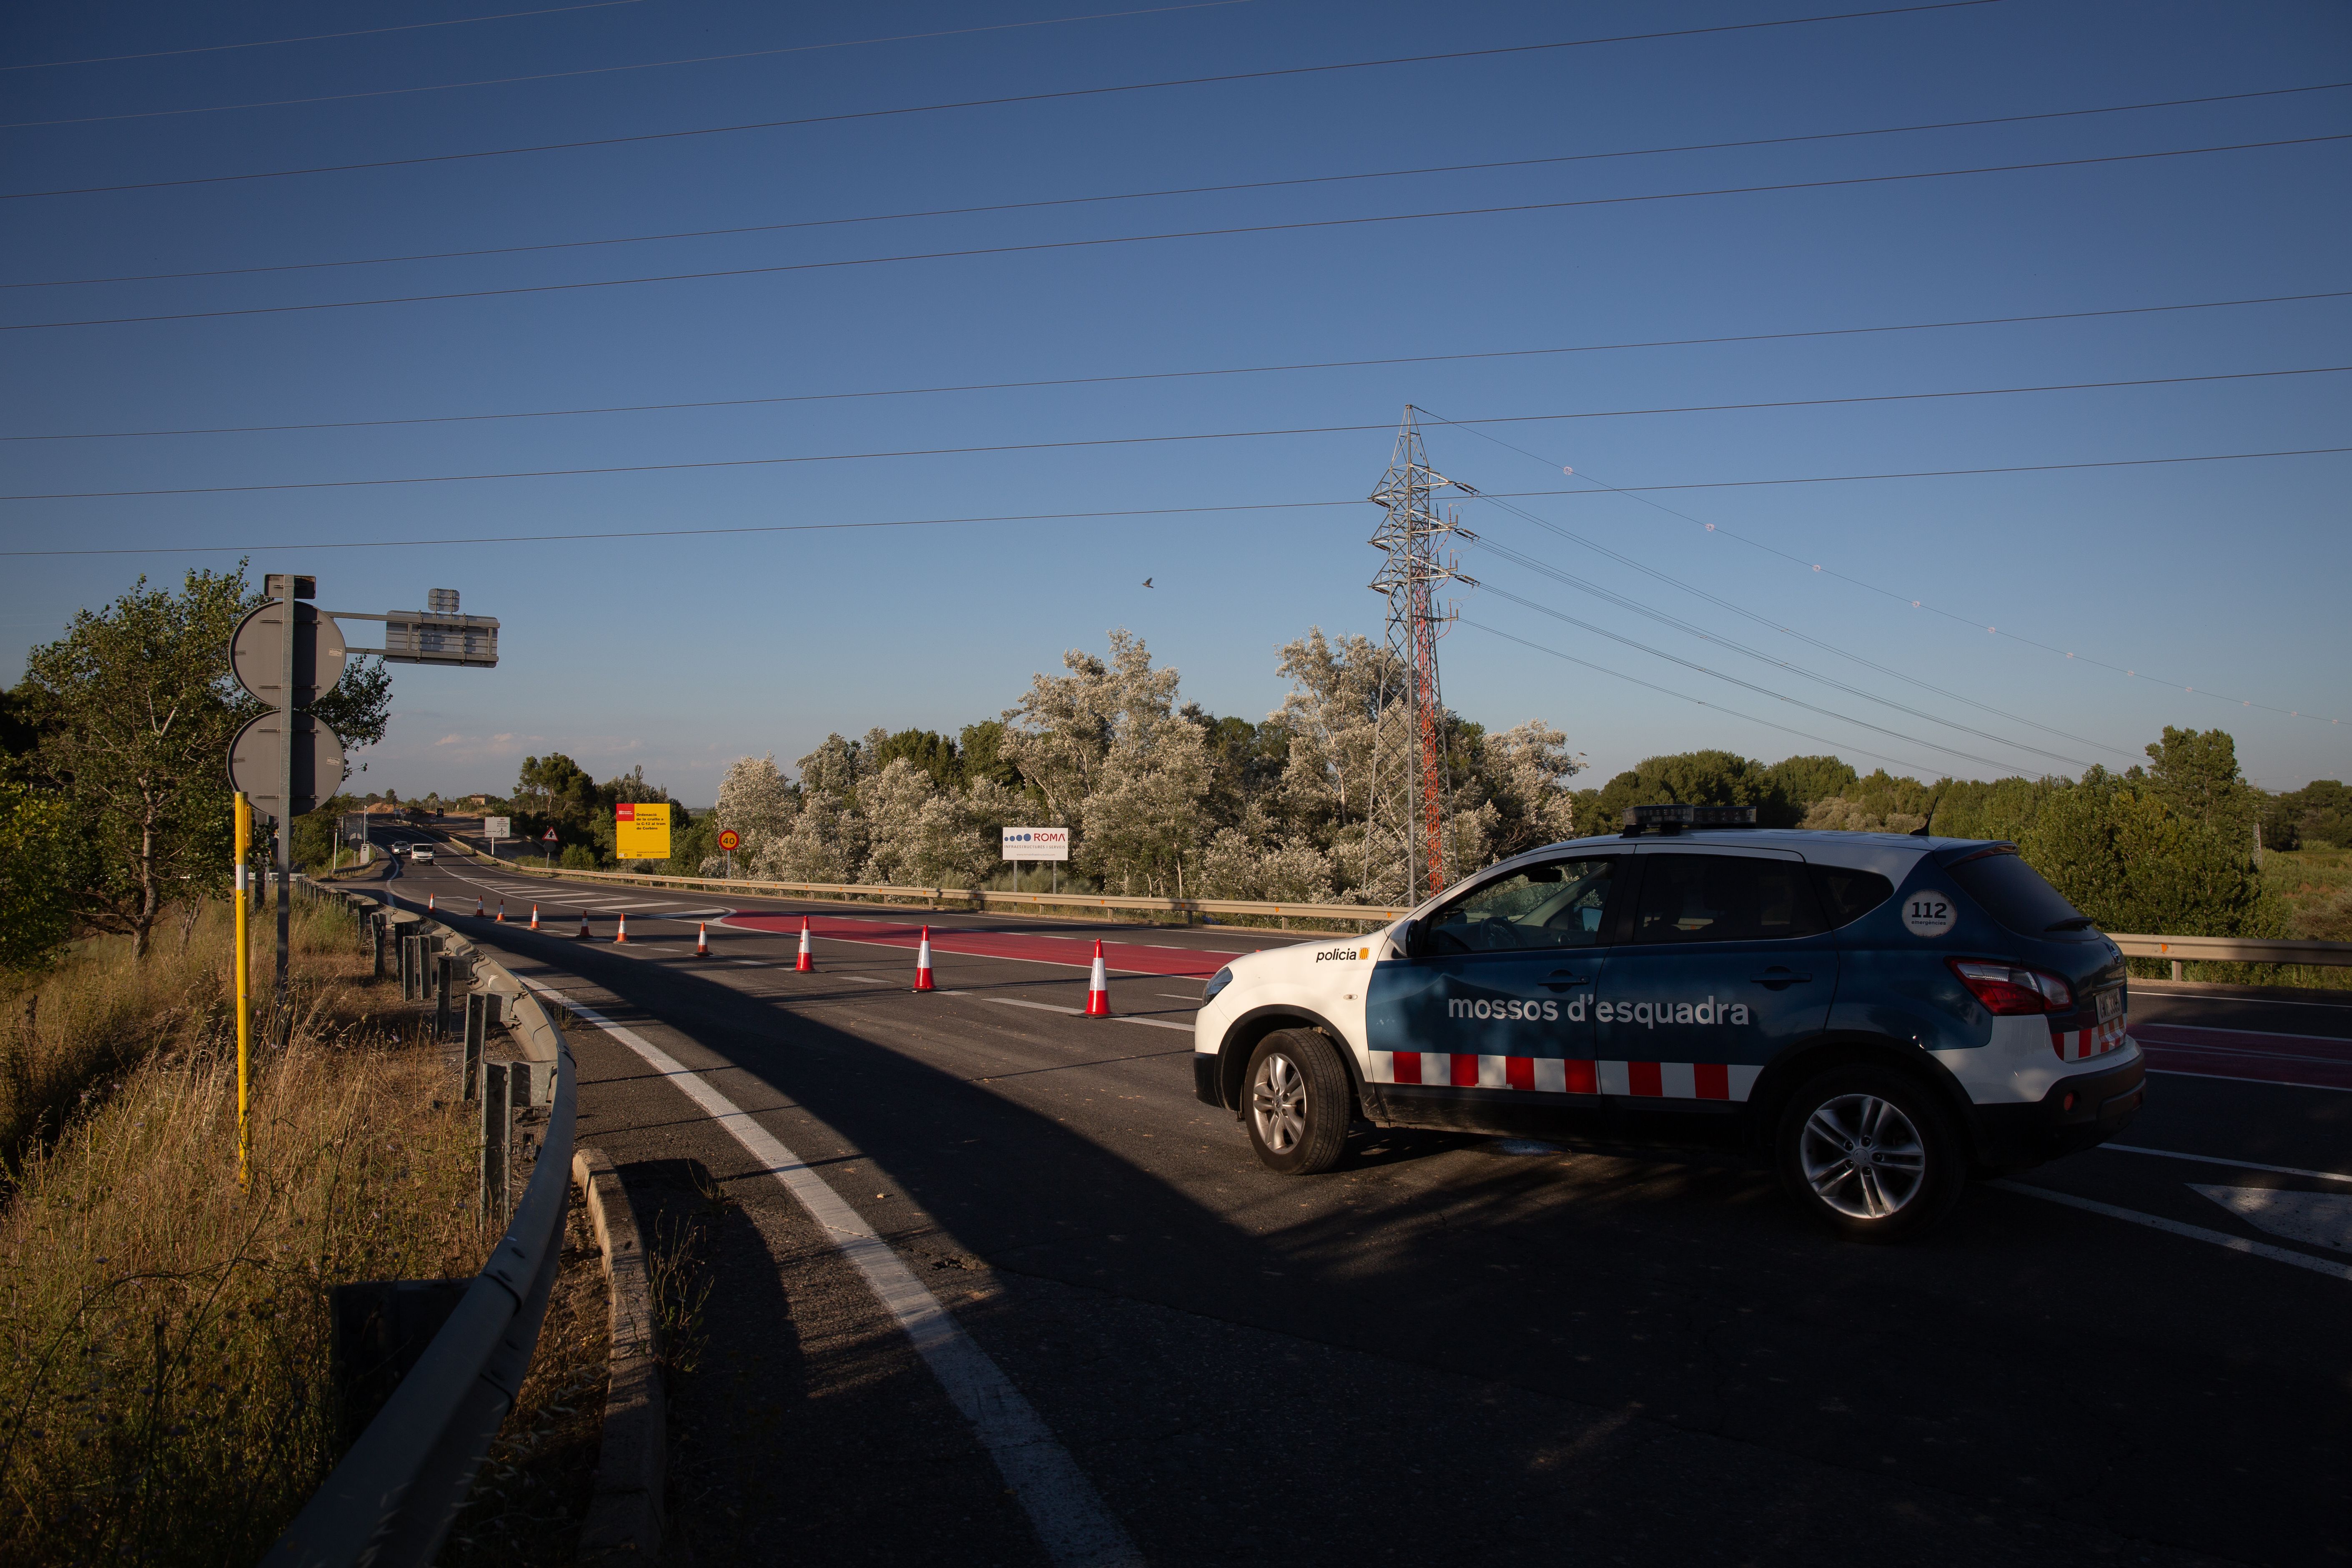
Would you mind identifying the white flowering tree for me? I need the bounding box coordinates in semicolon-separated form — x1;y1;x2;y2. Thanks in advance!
707;753;799;873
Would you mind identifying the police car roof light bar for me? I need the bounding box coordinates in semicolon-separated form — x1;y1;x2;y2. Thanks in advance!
1620;803;1759;836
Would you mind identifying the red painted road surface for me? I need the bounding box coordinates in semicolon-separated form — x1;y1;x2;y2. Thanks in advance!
720;912;1253;978
2130;1021;2352;1091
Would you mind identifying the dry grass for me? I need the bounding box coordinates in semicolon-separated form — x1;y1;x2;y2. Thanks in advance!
0;898;489;1568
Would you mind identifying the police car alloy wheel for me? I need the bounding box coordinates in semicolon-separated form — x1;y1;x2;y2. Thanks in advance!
1244;1030;1349;1176
1775;1066;1961;1242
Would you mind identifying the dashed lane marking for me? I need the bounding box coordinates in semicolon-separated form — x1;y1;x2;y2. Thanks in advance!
2145;1067;2352;1094
1989;1180;2352;1284
982;997;1193;1033
2100;1142;2352;1184
521;979;1143;1568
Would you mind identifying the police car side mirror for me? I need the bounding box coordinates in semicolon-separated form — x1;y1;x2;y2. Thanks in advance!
1396;918;1422;957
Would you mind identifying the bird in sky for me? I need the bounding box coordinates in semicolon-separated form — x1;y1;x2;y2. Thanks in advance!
1141;577;1153;587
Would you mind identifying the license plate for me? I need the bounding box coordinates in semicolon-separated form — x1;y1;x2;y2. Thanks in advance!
2096;988;2123;1024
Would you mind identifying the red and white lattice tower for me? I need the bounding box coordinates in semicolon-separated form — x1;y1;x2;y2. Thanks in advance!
1366;407;1474;904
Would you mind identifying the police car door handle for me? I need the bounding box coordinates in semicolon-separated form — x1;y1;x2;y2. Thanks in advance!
1542;971;1591;991
1749;967;1812;986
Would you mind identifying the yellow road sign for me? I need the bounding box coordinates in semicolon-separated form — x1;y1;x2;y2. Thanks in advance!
615;801;671;860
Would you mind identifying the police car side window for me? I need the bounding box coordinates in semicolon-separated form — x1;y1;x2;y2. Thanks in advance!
1631;855;1825;944
1812;866;1895;927
1422;858;1617;955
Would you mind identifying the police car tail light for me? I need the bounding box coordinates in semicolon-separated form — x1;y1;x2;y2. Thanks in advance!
1948;959;2073;1015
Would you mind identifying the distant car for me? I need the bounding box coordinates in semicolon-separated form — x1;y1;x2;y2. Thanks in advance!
410;846;435;863
1190;804;2143;1243
390;840;411;856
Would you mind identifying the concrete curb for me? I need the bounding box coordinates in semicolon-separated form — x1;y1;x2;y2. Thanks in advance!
572;1147;667;1560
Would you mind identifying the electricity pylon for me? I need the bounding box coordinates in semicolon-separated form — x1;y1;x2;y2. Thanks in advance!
1366;406;1475;905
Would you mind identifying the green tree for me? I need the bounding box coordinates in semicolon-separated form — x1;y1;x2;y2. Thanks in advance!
2136;727;2257;847
870;728;962;790
20;570;258;958
1764;755;1858;813
957;719;1023;790
0;784;84;971
1577;750;1793;829
2018;770;2278;937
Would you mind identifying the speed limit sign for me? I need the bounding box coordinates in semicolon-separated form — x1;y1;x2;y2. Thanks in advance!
716;829;741;852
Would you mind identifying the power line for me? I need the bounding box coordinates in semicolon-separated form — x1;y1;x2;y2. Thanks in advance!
14;82;2339;291
3;369;2339;497
3;3;1257;127
12;289;2341;444
1470;533;2106;768
0;3;2007;201
12;136;2343;332
1420;414;2352;728
1460;620;1954;777
0;0;649;72
0;497;1364;556
1454;477;2134;759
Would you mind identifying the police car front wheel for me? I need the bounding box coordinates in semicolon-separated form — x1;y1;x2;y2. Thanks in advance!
1244;1030;1349;1176
1775;1066;1961;1243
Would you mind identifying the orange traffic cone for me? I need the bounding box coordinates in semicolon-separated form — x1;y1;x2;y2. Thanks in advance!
1083;938;1111;1017
576;910;592;939
529;903;540;930
795;917;815;972
496;899;506;923
475;896;484;918
913;925;935;991
615;911;629;943
428;894;436;913
695;922;710;957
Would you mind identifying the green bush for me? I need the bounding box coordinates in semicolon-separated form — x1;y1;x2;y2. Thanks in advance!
558;843;599;871
0;784;81;972
2017;771;2280;938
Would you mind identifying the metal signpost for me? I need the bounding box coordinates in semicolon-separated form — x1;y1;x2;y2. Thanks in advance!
717;827;740;879
226;579;501;1046
484;815;511;860
1001;825;1071;895
542;826;559;866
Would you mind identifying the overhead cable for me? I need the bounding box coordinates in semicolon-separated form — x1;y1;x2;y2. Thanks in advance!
1479;583;2056;772
3;373;2345;498
3;3;1257;126
1454;477;2134;759
1421;413;2351;729
0;3;2011;200
1471;534;2108;767
12;290;2341;444
0;0;649;71
1459;620;1955;777
11;136;2341;330
13;82;2339;290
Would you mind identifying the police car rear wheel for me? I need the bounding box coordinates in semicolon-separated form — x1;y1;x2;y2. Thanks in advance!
1244;1030;1348;1175
1776;1066;1960;1243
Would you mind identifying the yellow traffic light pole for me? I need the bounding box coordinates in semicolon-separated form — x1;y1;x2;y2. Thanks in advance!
234;790;253;1188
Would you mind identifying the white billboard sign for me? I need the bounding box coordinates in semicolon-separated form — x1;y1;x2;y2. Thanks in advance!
1001;826;1070;862
483;815;512;840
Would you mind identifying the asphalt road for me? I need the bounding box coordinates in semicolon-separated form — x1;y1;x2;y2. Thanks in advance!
375;836;2349;1568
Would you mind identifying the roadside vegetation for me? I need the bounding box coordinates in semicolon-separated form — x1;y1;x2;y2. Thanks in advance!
0;897;484;1566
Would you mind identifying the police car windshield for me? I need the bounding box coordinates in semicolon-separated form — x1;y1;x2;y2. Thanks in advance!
1946;847;2091;937
1424;858;1615;954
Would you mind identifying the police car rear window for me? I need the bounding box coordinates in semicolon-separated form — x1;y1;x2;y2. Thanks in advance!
1946;847;2090;937
1632;855;1824;944
1812;866;1894;928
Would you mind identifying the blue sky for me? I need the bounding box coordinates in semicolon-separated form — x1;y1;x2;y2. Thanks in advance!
3;0;2347;804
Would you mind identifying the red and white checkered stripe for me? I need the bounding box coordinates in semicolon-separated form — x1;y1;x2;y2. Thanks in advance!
2053;1016;2129;1062
1367;1052;1762;1102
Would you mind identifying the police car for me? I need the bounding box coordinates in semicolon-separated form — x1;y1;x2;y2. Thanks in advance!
1191;804;2145;1242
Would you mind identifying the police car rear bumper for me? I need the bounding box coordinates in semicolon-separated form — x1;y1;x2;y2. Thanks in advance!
1967;1052;2146;1169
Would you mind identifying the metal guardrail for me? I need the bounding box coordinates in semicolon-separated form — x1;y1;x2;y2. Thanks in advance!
424;840;1412;927
265;883;577;1568
2108;931;2352;978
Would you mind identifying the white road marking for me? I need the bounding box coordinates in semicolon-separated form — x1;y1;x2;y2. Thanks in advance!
1155;994;1201;1002
1989;1180;2352;1283
2144;1066;2352;1094
523;979;1142;1568
982;997;1193;1033
2191;1185;2352;1252
2101;1142;2352;1184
